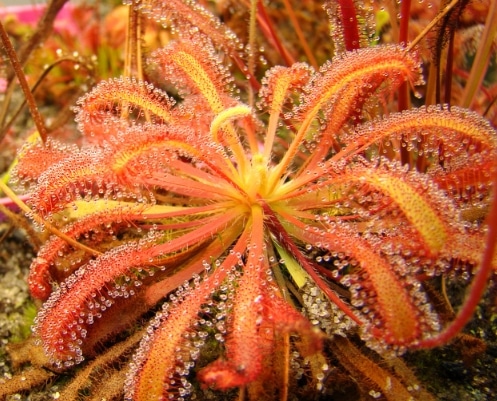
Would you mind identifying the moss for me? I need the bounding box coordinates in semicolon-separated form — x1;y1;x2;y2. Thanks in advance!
9;300;37;343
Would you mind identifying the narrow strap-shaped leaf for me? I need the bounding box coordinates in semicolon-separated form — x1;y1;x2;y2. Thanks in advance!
127;223;251;401
269;45;422;191
75;78;177;140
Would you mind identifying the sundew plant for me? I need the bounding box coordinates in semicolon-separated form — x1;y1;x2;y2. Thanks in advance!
1;0;497;400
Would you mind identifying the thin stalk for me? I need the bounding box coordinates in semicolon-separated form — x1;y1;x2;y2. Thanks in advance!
280;333;290;401
2;57;92;136
123;5;136;79
255;1;295;66
444;28;455;106
0;203;42;250
247;0;259;107
459;0;497;108
122;5;149;121
407;0;460;52
0;21;48;143
0;76;17;143
5;0;69;77
398;0;411;112
385;0;399;42
398;0;411;46
0;181;101;257
435;47;446;104
398;0;413;167
123;4;145;82
281;0;318;69
0;0;68;139
338;0;360;51
424;63;438;106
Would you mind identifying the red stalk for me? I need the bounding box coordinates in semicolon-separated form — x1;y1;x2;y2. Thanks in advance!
338;0;361;51
398;0;411;113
